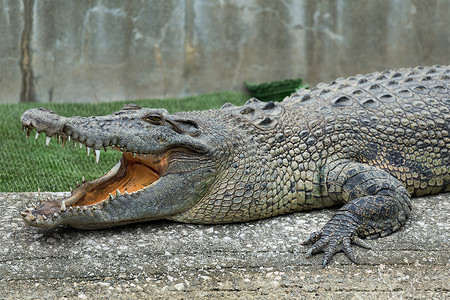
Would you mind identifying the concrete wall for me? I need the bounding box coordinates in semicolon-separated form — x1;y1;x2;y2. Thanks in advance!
1;0;449;103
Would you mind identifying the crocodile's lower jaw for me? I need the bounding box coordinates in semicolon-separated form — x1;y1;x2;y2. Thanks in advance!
21;135;166;228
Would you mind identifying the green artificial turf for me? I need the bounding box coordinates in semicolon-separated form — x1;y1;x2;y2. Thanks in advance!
244;78;308;102
0;91;248;192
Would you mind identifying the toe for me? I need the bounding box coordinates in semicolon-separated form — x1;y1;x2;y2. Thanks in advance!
352;236;371;249
306;238;327;257
342;238;358;264
302;230;323;245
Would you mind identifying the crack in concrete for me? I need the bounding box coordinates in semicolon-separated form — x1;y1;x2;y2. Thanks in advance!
19;0;35;103
183;0;196;95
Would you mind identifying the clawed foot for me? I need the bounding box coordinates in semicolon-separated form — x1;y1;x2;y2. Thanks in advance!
302;225;371;267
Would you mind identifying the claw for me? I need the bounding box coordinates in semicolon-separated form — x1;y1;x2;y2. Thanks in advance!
341;238;357;264
322;255;331;268
322;242;339;267
306;238;327;257
351;236;371;249
306;248;314;258
303;217;367;266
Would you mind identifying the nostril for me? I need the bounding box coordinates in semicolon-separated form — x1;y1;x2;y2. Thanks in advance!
122;103;142;110
37;107;55;114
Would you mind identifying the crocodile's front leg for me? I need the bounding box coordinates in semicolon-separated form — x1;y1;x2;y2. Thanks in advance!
303;160;412;267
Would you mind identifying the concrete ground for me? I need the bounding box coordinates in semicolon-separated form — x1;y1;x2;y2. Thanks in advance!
0;192;448;299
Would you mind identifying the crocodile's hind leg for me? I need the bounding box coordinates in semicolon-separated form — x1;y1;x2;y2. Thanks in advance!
303;160;412;267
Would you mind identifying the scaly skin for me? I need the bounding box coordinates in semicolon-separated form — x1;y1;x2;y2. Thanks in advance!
21;65;449;266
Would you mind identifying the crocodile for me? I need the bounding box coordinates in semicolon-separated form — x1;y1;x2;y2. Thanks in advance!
21;65;449;266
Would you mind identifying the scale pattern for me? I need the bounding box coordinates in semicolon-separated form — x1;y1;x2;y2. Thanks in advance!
169;66;449;226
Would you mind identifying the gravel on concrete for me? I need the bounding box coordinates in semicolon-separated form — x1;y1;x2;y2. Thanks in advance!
0;192;448;299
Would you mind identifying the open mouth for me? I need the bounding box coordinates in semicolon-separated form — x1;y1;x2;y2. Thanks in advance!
68;151;164;207
21;128;169;226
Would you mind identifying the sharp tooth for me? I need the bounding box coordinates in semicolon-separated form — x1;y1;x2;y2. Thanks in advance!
43;215;47;220
116;189;121;196
79;143;83;149
70;187;73;193
60;200;66;211
53;213;58;218
35;132;40;140
133;152;136;158
82;176;86;183
76;181;80;186
87;147;91;156
74;141;77;147
46;136;52;146
68;136;71;142
26;207;33;212
21;211;28;217
95;149;100;164
109;193;114;200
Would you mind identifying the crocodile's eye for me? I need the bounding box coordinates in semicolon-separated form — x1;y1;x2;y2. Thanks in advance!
142;113;164;125
142;113;200;136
